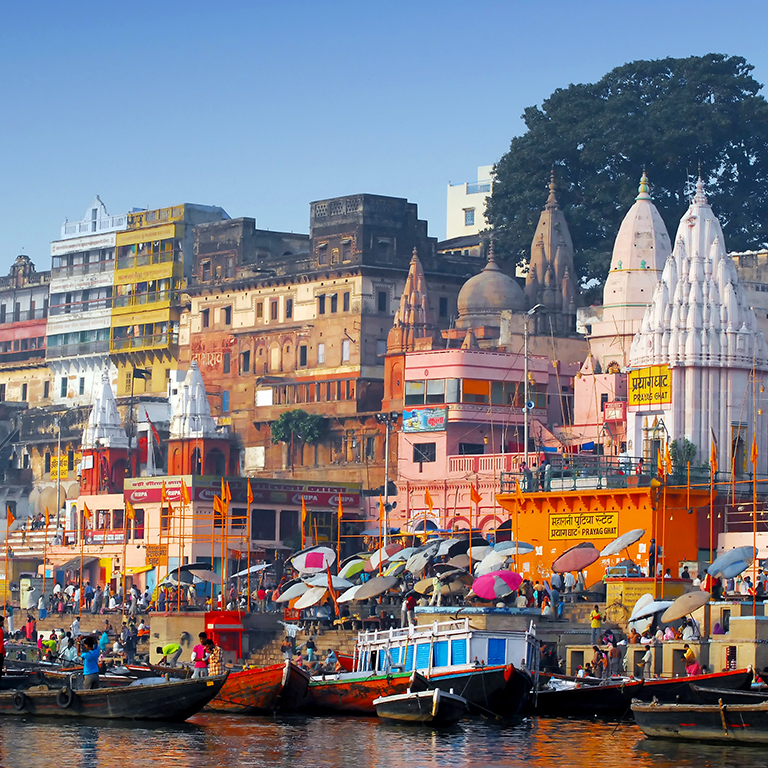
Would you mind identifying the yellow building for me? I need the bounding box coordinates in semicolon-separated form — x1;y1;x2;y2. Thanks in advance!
111;204;227;396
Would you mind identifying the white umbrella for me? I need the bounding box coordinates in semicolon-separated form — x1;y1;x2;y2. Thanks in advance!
188;568;220;584
600;529;646;557
339;559;367;579
231;563;271;578
469;545;494;562
293;587;328;610
474;550;509;576
364;543;404;573
493;540;535;556
337;584;365;603
437;538;462;557
275;582;310;603
290;546;337;574
390;547;418;562
630;600;674;621
304;574;354;590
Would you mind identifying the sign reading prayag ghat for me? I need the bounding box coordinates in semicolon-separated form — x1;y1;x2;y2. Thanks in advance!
549;512;619;540
628;365;672;407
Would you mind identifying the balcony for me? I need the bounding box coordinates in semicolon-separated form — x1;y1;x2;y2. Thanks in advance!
112;290;178;308
61;214;127;238
465;181;492;195
110;331;179;353
0;348;45;364
46;340;110;359
0;308;47;324
49;299;112;316
127;206;185;229
116;250;179;271
51;259;115;279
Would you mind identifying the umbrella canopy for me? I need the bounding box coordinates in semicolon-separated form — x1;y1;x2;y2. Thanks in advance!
304;574;354;590
390;547;418;562
469;546;494;562
290;547;337;574
475;550;509;577
384;561;406;578
355;575;399;600
293;586;328;610
159;573;194;587
187;568;220;584
708;546;758;579
446;537;491;558
471;571;523;600
630;599;674;621
360;526;400;537
337;584;365;603
338;559;367;579
493;540;535;556
661;590;710;623
447;554;471;570
436;538;463;557
364;543;404;573
274;581;310;603
600;529;646;557
552;542;600;573
406;546;439;577
231;563;271;578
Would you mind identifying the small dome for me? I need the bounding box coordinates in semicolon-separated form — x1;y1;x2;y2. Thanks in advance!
457;250;526;323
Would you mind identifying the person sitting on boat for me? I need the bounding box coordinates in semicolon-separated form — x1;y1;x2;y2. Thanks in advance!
191;637;210;679
683;644;702;676
514;591;527;608
157;641;182;668
79;636;101;689
541;596;553;616
204;639;223;676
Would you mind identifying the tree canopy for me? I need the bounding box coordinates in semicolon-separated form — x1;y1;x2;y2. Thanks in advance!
270;409;326;446
486;54;768;296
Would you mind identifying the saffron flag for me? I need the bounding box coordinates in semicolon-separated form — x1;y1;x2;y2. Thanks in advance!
161;481;168;503
167;501;175;518
221;478;226;503
126;500;136;521
752;433;759;466
213;495;223;515
657;449;664;477
145;409;161;447
44;506;50;528
424;488;434;511
470;485;482;506
181;479;191;506
83;502;91;520
6;505;14;527
247;480;254;506
710;440;718;476
225;481;232;504
378;495;385;523
664;444;674;475
301;496;307;527
516;479;525;503
337;493;343;521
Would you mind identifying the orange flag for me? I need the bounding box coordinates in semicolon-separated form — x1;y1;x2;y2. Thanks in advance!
125;500;136;521
225;481;232;504
301;495;308;547
213;495;223;515
664;444;674;475
751;433;759;466
167;500;175;517
424;488;434;511
82;502;91;520
161;481;168;503
6;505;14;527
181;479;191;505
337;493;343;521
44;506;50;528
515;478;525;503
470;485;482;506
247;479;254;506
657;449;665;477
710;439;718;475
221;477;226;503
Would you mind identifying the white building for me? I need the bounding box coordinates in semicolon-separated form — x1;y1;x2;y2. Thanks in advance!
627;180;768;475
446;165;494;240
46;197;127;406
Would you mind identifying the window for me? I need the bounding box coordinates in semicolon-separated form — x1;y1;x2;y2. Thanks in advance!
223;306;232;325
330;294;338;314
270;300;278;321
376;339;386;361
256;302;263;319
202;308;210;328
222;391;230;412
413;443;436;464
43;381;49;399
464;208;475;227
462;379;490;404
600;393;609;411
318;295;326;315
405;381;425;405
202;261;211;281
377;239;392;260
317;243;328;265
342;240;352;261
342;339;350;362
439;297;448;318
45;453;51;474
60;377;67;398
21;383;27;401
286;298;293;319
299;345;307;367
426;379;446;404
317;343;325;364
343;292;350;312
79;377;85;396
0;384;5;401
459;443;485;455
377;290;388;313
240;350;250;374
223;353;231;374
365;436;376;461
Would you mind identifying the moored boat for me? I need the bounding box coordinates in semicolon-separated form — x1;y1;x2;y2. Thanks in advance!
632;698;768;743
374;687;467;725
533;678;643;717
687;684;768;705
634;668;753;702
0;673;228;721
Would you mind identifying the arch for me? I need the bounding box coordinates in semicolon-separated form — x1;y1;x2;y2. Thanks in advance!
111;459;127;492
204;448;226;476
410;517;439;533
191;447;202;476
494;519;513;542
446;515;470;530
478;513;505;532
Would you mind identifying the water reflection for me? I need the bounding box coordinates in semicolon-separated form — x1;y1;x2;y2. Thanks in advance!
1;714;768;768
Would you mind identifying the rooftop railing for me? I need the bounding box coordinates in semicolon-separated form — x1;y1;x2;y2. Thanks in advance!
61;214;127;238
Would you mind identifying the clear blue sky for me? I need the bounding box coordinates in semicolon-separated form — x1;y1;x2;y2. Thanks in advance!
2;1;768;271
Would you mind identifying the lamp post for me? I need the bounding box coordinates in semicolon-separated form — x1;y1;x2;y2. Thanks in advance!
523;304;544;467
376;412;399;544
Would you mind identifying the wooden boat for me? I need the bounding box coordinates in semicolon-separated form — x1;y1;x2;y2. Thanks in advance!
205;660;310;714
632;698;768;743
533;678;643;717
634;668;754;702
687;684;768;705
374;687;467;725
305;670;412;713
124;662;191;680
0;673;228;721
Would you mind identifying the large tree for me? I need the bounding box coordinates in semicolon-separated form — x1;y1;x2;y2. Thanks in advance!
486;54;768;295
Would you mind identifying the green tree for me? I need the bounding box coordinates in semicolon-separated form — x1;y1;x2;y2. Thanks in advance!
270;409;326;470
486;54;768;295
670;438;697;468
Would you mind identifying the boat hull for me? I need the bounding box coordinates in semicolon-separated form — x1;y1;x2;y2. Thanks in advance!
534;679;643;717
374;688;467;725
632;699;768;743
634;668;753;703
0;674;228;721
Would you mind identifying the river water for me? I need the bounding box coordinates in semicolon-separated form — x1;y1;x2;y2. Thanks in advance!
2;714;767;768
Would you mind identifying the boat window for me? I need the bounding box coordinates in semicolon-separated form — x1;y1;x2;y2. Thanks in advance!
405;645;414;672
390;647;401;665
433;641;449;667
487;638;506;666
415;644;431;669
451;638;467;666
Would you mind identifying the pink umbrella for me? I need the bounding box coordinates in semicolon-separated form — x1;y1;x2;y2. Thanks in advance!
364;543;404;573
552;542;600;574
471;570;523;600
291;547;337;574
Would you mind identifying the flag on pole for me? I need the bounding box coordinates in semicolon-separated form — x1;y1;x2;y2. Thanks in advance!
83;502;91;520
167;501;175;518
301;495;307;547
657;449;664;477
751;433;759;466
515;479;525;503
213;495;223;516
225;481;232;504
337;493;343;521
126;500;136;521
6;505;14;527
424;488;434;511
161;481;168;503
221;478;226;503
710;439;718;475
378;495;385;523
44;506;50;528
181;479;191;505
470;485;482;506
664;444;674;475
247;480;254;506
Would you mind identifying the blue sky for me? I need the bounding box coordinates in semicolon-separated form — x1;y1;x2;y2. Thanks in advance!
2;1;768;270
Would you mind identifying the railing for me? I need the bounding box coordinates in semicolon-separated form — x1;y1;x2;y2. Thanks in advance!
61;214;127;238
0;308;47;323
465;181;492;195
46;340;110;359
112;290;177;308
51;259;114;279
447;453;524;476
49;299;112;316
127;206;184;229
0;348;45;363
116;250;179;271
110;331;179;352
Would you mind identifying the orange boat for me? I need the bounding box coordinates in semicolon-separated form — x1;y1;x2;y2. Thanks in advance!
205;660;310;714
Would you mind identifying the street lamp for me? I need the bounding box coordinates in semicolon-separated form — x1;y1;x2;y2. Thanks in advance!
523;304;544;467
375;411;399;544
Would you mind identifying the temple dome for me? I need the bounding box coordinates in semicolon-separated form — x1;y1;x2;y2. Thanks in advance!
456;248;525;327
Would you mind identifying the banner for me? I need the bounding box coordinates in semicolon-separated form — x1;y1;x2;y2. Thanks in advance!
402;406;447;433
628;365;672;407
145;544;168;567
548;512;619;540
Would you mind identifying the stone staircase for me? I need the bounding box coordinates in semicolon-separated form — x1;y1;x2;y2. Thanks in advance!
7;526;59;558
248;626;360;667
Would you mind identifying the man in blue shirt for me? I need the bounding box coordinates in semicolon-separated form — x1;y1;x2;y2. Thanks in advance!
80;636;101;689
